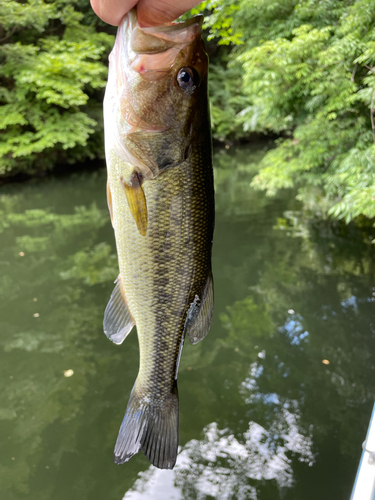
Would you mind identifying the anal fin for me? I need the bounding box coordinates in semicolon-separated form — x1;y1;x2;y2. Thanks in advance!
104;276;135;344
186;272;214;345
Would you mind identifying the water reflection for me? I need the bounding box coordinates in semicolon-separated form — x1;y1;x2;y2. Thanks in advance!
0;146;374;499
178;406;313;496
126;405;314;500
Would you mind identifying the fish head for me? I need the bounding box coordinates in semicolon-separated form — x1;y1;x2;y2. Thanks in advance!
106;11;210;177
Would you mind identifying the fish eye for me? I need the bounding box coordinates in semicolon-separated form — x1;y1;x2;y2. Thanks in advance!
177;67;197;93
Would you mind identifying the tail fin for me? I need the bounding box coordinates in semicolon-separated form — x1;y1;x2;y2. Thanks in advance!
114;382;179;469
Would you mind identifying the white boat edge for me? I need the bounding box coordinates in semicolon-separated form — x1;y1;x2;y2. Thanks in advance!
351;403;375;500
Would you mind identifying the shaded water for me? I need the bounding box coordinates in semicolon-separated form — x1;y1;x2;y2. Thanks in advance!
0;145;375;500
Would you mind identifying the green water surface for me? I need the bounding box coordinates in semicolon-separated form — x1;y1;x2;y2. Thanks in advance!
0;145;374;500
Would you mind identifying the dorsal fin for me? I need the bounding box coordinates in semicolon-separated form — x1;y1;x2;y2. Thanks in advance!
186;272;214;345
104;276;135;344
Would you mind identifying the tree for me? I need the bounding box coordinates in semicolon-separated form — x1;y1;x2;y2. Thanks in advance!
199;0;375;225
0;0;114;176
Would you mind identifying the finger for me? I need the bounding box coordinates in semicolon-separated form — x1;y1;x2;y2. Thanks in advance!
90;0;138;26
137;0;201;27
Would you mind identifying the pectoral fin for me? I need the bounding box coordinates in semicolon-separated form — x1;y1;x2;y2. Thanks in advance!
186;272;214;345
123;173;148;237
104;276;135;344
107;180;114;226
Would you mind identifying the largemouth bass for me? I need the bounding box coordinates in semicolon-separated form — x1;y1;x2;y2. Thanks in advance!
103;9;214;470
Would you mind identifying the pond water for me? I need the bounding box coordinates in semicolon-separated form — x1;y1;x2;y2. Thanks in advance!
0;144;375;500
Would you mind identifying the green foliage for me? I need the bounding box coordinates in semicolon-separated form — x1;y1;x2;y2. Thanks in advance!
201;0;375;225
208;60;252;140
0;0;114;176
3;0;375;230
192;0;244;45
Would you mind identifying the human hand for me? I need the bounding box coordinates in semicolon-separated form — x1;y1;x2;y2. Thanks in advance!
90;0;201;27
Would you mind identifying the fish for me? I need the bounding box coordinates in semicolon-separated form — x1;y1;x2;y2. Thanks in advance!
103;9;214;470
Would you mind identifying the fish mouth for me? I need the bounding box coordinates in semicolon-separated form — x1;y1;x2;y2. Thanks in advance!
127;10;203;40
132;15;204;51
125;12;203;80
116;11;204;133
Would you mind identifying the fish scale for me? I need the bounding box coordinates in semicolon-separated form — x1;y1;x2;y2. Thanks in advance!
103;9;214;469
